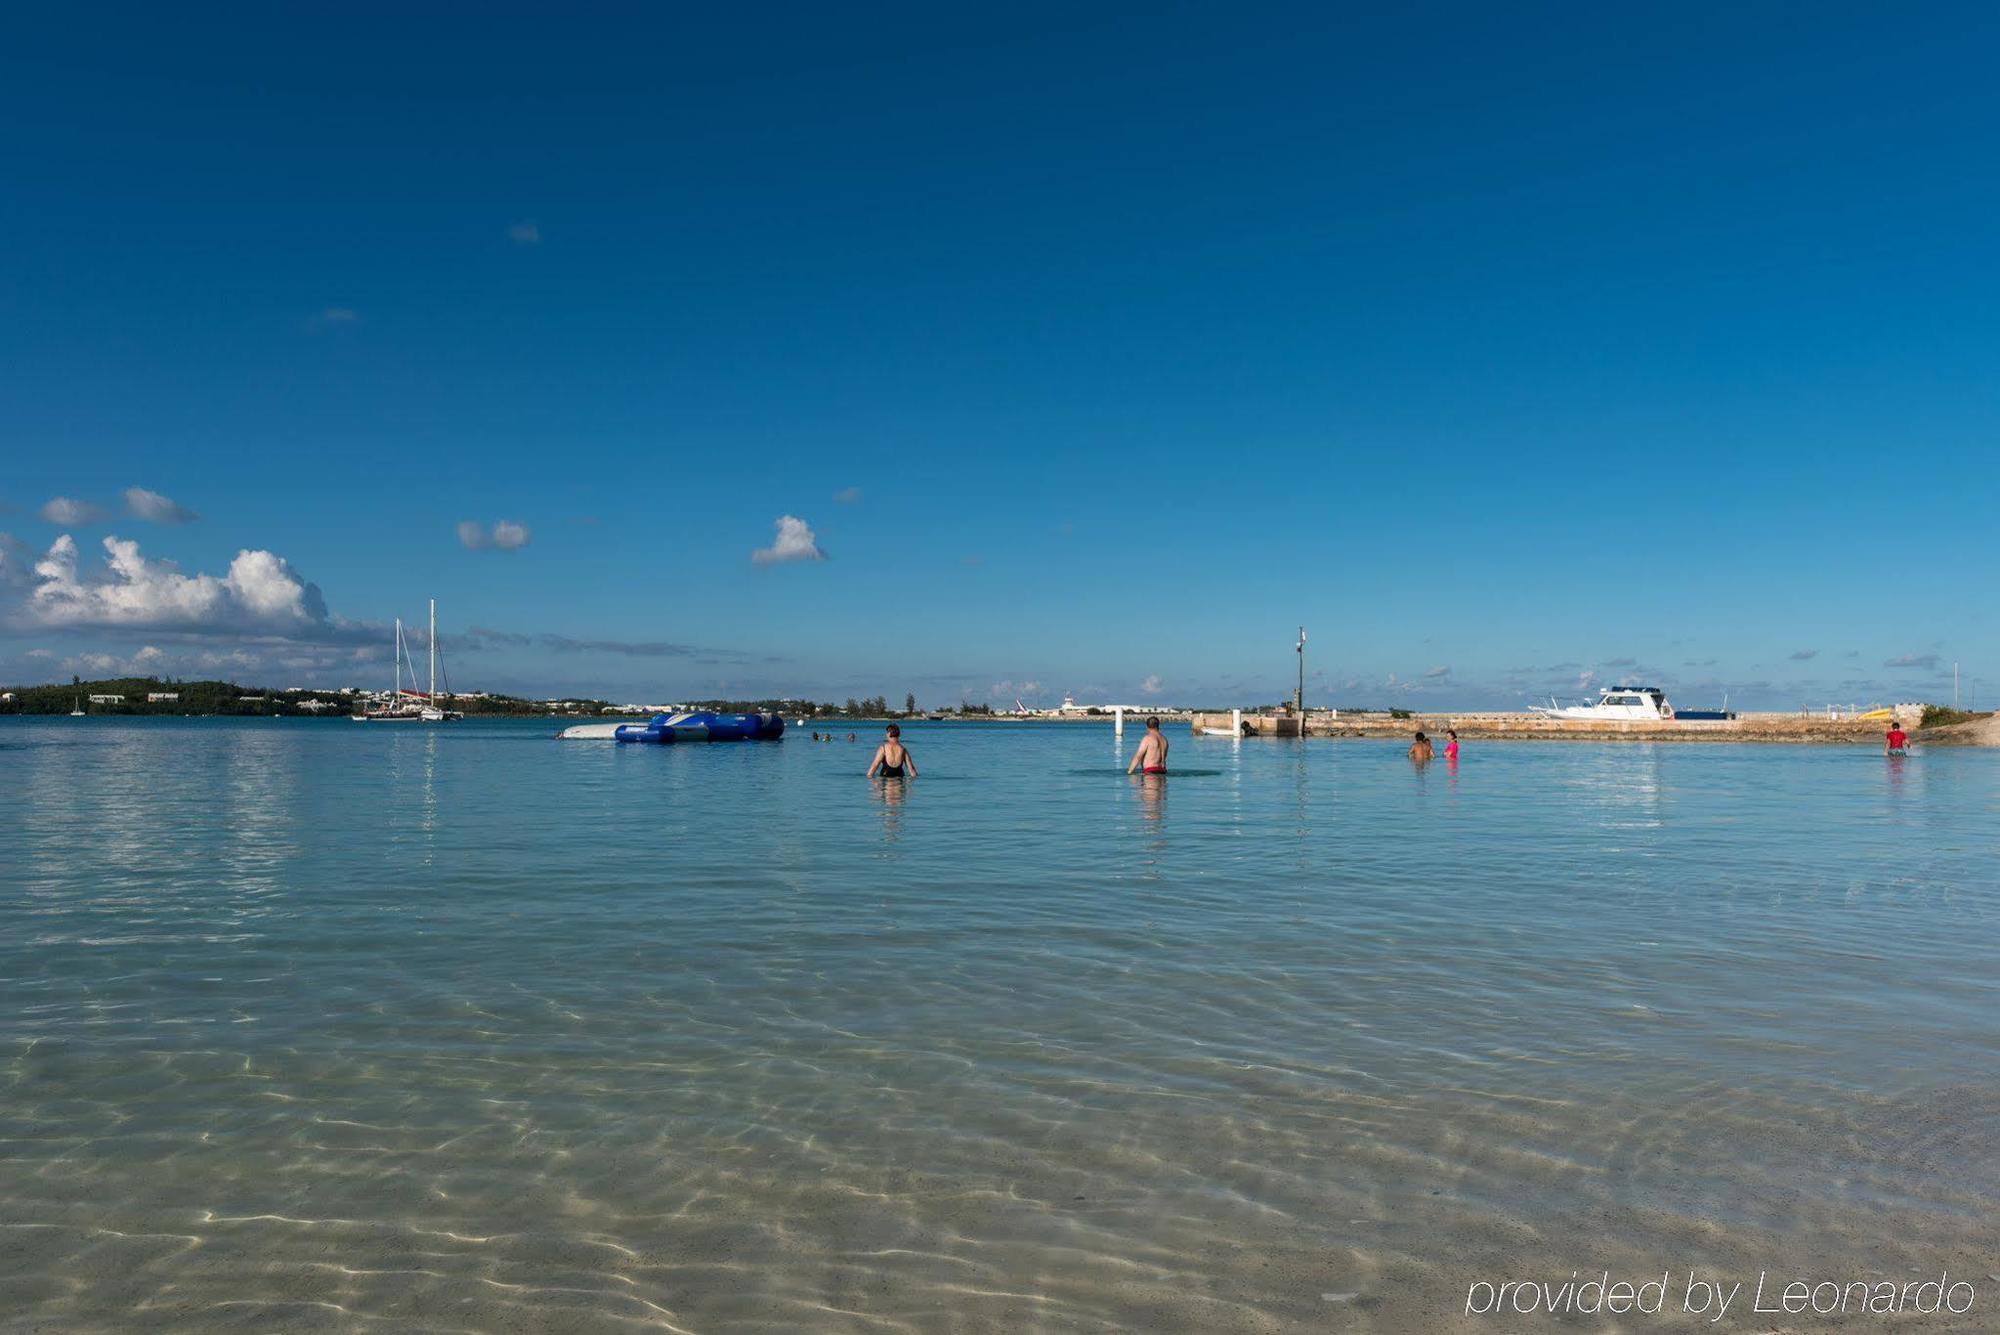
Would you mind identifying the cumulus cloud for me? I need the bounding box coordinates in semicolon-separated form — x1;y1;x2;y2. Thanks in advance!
1884;652;1941;670
17;533;337;639
458;520;532;551
1139;673;1164;696
62;651;140;676
52;644;279;680
834;486;863;505
751;515;825;565
123;487;199;524
62;645;169;676
40;497;107;525
1788;648;1819;661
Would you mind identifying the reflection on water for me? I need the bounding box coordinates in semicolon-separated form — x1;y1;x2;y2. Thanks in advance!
1;718;1997;1331
1130;769;1167;833
871;772;908;841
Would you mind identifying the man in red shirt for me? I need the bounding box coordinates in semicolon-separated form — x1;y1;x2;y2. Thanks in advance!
1885;722;1910;754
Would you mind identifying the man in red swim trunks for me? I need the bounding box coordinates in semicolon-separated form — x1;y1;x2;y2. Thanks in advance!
1127;716;1169;774
1885;721;1910;754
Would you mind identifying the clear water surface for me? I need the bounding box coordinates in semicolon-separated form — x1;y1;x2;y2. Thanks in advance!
2;717;1996;1330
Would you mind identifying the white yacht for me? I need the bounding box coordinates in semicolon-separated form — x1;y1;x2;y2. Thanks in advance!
1530;685;1675;721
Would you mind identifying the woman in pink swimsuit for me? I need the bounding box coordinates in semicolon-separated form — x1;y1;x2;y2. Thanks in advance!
1443;729;1460;762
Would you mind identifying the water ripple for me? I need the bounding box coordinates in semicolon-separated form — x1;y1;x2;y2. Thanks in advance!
2;719;1996;1329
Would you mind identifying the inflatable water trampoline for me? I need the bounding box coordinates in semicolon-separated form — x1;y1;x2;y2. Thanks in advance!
558;711;786;743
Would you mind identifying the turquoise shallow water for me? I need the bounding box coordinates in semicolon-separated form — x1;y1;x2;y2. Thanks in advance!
2;717;1997;1331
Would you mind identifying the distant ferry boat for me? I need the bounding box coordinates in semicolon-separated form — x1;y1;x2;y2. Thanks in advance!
1531;685;1675;721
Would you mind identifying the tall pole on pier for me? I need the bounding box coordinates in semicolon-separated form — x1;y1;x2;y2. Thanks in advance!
1295;626;1305;721
429;598;438;704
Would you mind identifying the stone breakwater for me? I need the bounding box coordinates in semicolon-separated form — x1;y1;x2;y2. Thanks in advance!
1189;708;1953;744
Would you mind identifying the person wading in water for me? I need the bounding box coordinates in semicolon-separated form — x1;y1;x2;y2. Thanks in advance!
866;724;917;778
1126;717;1169;775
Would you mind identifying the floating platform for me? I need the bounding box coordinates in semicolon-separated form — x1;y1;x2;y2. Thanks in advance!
559;711;785;743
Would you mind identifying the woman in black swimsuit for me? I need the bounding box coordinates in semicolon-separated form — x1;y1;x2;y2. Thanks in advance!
866;724;917;778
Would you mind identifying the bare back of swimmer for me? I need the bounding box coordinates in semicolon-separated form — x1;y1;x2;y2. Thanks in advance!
1126;717;1169;774
867;724;916;778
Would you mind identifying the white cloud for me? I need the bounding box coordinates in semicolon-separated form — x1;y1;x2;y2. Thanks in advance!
751;515;825;565
124;487;199;524
63;651;130;676
1424;665;1452;679
40;497;107;525
62;645;167;676
834;486;862;505
21;534;333;636
1139;673;1164;696
55;644;274;679
458;520;532;551
509;220;541;245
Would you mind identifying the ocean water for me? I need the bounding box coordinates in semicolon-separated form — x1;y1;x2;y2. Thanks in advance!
2;717;1996;1331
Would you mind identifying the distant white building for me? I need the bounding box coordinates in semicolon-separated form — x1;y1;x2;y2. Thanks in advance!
147;691;179;703
89;694;125;704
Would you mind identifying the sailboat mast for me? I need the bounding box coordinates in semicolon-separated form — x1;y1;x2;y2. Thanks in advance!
429;598;437;704
394;618;403;699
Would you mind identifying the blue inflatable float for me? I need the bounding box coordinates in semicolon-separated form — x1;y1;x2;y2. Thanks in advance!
558;711;785;743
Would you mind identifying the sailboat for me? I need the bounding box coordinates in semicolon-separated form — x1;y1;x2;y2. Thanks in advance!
69;696;85;717
354;617;423;721
418;599;462;722
354;600;462;722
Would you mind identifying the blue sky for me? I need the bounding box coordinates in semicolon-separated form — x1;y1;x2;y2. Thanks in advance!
2;3;1995;708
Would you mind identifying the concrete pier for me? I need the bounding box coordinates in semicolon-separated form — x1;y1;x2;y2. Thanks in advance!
1189;707;1929;744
